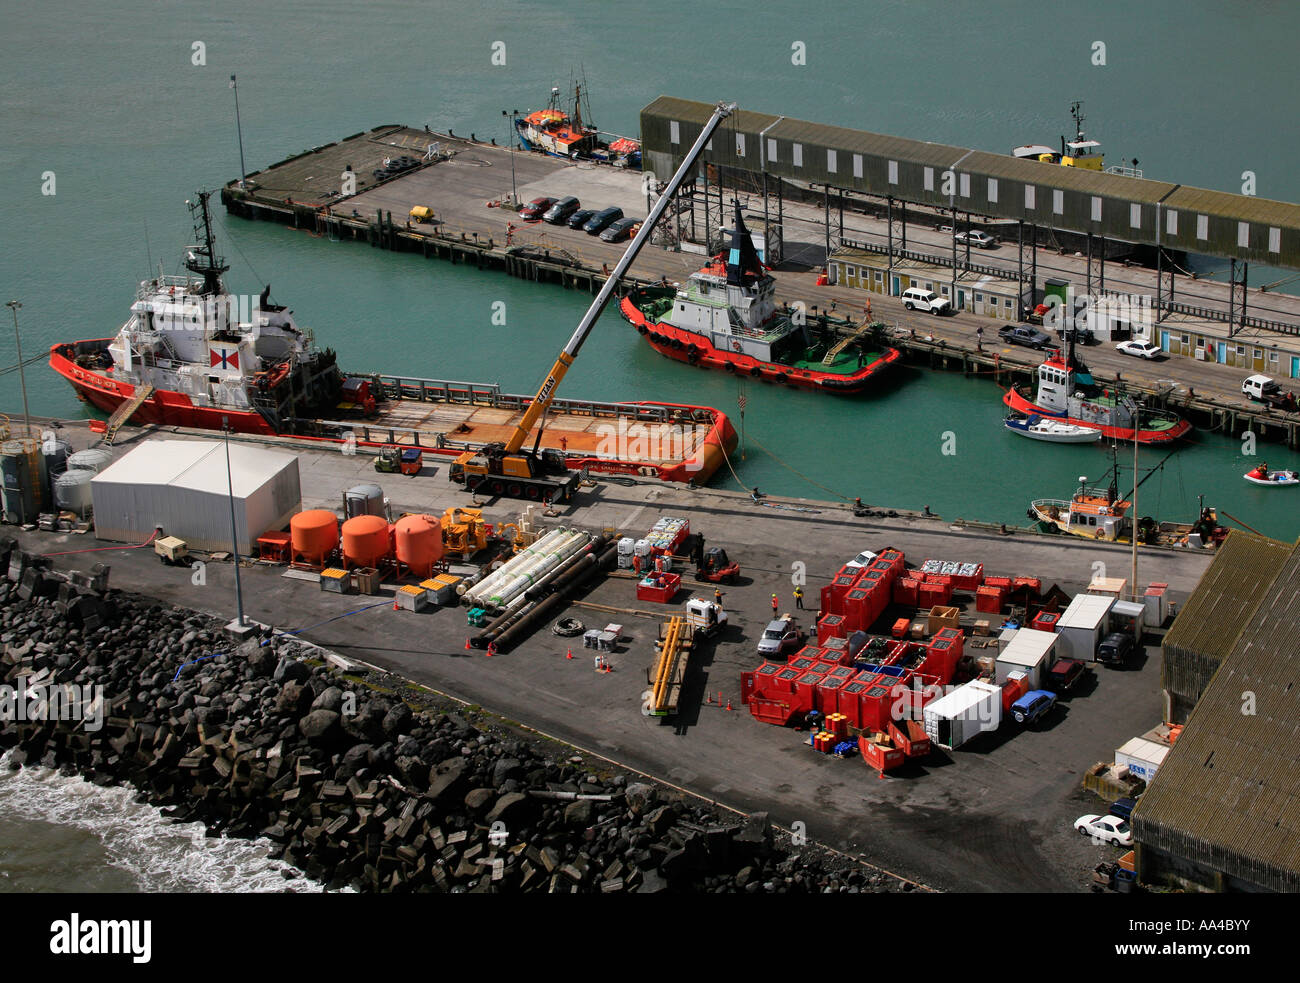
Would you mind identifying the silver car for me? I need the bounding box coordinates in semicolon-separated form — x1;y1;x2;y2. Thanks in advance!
954;230;998;249
756;618;801;658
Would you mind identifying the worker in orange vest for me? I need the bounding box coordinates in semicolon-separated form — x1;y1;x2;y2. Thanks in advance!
771;593;779;615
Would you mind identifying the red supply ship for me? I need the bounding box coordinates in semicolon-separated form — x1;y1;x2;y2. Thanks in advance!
49;193;735;485
621;205;900;393
1003;338;1192;444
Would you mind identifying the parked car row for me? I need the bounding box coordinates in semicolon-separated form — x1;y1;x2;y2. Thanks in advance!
520;195;640;240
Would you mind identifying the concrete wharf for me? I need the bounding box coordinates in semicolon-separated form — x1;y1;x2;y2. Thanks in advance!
222;126;1300;448
13;416;1216;890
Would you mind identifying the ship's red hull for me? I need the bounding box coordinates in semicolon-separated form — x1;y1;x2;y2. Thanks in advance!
620;297;900;393
49;341;738;484
1003;387;1192;444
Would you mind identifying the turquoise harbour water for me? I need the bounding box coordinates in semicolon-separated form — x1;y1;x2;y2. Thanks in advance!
2;0;1299;891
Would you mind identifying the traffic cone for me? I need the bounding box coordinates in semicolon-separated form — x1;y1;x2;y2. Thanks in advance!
394;601;400;611
706;693;714;704
464;638;472;650
566;648;573;660
726;698;732;711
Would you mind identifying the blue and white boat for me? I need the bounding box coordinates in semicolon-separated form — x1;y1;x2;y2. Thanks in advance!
1005;413;1103;444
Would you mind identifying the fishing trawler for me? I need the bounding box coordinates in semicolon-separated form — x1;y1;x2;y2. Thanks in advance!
1028;449;1222;547
1003;336;1192;444
1012;102;1140;177
621;205;901;393
515;81;640;167
48;193;737;484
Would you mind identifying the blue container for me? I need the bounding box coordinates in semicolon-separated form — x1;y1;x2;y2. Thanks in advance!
877;665;905;678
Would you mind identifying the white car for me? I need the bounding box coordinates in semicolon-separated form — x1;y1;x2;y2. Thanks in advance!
844;549;878;570
1116;340;1162;360
1074;814;1133;846
900;288;951;315
954;230;998;249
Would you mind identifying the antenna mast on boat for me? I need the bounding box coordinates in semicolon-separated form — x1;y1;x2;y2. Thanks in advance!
185;191;229;295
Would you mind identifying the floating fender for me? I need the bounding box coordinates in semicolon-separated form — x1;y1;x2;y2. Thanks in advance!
637;324;648;335
724;362;736;372
686;348;700;364
750;366;762;378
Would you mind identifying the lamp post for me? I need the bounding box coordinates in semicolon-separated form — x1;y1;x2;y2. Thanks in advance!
502;109;519;207
231;75;248;190
222;416;250;634
6;301;31;437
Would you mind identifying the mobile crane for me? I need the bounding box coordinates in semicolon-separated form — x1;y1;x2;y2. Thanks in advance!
449;100;738;503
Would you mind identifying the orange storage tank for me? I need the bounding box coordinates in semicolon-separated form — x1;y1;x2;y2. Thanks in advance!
290;510;340;566
394;514;443;578
341;514;392;568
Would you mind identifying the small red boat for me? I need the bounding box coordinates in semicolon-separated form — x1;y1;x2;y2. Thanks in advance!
621;205;901;394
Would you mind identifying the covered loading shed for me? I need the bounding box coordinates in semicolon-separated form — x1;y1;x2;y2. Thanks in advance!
1134;536;1300;892
91;439;302;554
994;627;1058;690
1054;593;1114;662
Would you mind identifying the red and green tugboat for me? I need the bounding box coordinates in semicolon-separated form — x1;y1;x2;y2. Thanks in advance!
620;205;900;393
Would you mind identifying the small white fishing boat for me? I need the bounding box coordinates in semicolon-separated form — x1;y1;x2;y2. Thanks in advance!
1243;467;1300;487
1004;413;1102;444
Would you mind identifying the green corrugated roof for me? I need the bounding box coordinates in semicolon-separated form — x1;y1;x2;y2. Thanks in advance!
1161;529;1292;663
1136;535;1300;889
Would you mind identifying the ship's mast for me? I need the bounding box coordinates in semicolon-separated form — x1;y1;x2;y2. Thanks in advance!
185;191;229;296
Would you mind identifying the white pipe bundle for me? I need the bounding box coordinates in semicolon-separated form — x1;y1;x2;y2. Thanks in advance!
485;529;589;610
463;527;571;606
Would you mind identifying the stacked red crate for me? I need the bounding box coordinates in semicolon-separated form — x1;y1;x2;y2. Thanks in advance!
918;582;950;608
787;655;816;672
818;613;846;640
772;666;802;694
892;577;919;606
1031;611;1060;633
975;586;1005;613
843;588;871;632
816;675;846;714
791;671;823;714
819;637;849;664
740;670;757;705
1012;576;1042;596
836;680;865;727
984;576;1013;591
859;679;895;732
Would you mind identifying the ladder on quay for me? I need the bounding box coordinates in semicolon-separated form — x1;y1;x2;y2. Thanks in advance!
103;385;154;445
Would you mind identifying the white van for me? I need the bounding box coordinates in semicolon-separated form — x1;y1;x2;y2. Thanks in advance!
900;288;951;315
1242;374;1281;402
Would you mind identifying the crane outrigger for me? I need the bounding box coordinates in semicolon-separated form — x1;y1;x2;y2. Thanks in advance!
450;100;738;502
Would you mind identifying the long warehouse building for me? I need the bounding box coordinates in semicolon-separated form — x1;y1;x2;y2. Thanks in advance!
640;96;1300;270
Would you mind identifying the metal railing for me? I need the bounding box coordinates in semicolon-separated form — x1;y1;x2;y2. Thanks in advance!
1162;301;1300;337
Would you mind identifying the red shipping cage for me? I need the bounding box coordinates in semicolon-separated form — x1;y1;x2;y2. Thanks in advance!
751;662;782;699
1012;576;1042;597
859;681;896;732
838;681;867;728
811;661;841;677
824;574;858;615
793;671;825;707
1031;611;1060;633
749;696;796;726
787;655;816;672
843;588;871;632
867;584;889;625
818;613;846;640
836;564;866;586
877;549;906;578
820;636;849;663
772;666;802;695
975;586;1005;613
816;675;846;714
740;670;757;705
828;664;855;679
917;582;950;608
922;573;954;588
892;578;920;606
984;575;1013;590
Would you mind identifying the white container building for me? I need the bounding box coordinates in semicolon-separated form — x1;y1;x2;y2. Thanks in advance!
91;439;301;553
922;679;1003;750
1055;593;1116;662
994;628;1059;690
1115;737;1169;782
